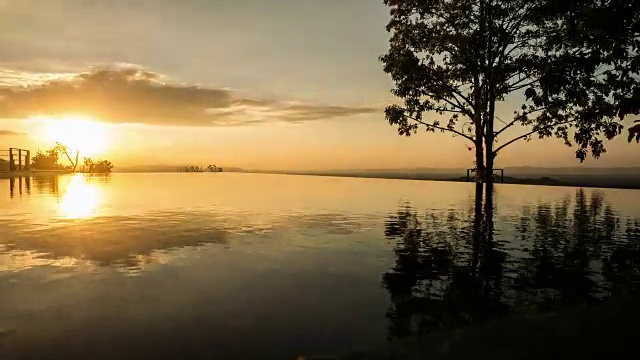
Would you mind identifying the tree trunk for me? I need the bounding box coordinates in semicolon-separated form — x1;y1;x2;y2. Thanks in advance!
475;137;484;182
60;148;75;173
483;179;495;276
473;76;485;182
73;152;79;173
485;146;494;184
471;182;484;275
485;88;496;185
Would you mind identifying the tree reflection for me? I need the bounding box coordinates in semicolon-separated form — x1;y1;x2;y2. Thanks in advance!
383;184;507;338
383;186;640;339
32;175;60;195
512;189;619;309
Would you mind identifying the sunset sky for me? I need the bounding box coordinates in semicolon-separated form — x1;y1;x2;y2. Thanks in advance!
0;0;638;170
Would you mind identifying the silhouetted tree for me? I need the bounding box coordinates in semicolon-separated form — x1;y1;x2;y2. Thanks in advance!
81;157;114;173
543;1;640;119
94;160;114;173
55;142;79;172
31;148;61;170
179;165;204;173
381;0;638;183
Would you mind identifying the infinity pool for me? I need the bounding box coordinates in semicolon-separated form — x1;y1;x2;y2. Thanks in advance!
1;173;639;359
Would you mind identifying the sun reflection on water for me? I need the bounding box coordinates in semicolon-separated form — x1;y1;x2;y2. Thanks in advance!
59;175;103;219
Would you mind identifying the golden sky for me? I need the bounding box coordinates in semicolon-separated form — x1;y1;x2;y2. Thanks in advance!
0;0;638;170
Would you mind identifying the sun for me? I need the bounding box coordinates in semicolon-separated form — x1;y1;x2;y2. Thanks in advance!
43;115;110;156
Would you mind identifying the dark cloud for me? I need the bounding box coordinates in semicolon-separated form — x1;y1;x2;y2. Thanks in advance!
0;129;26;136
0;67;378;126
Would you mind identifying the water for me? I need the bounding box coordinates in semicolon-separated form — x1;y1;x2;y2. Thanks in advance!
1;173;639;359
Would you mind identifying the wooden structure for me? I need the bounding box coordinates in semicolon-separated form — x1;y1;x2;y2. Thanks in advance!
467;168;504;183
0;148;30;172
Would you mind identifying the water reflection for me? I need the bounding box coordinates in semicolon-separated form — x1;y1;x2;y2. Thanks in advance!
9;176;30;198
58;174;104;219
383;185;640;339
1;174;380;275
0;212;230;274
32;175;60;195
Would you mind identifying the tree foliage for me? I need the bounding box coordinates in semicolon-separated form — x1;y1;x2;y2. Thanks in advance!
381;0;640;181
178;165;223;173
630;120;640;143
207;164;223;172
31;145;114;173
55;142;80;172
179;165;205;173
31;149;62;170
81;158;114;173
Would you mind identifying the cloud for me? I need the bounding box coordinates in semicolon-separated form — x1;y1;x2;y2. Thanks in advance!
0;67;378;126
0;129;26;136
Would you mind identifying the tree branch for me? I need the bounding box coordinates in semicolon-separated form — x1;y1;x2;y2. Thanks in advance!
505;78;540;93
493;119;574;155
406;115;476;143
494;107;546;137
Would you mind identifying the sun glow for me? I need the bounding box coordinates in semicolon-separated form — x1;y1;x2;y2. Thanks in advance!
43;115;110;156
59;174;103;219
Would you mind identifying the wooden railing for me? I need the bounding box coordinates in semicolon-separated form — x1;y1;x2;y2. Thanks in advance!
0;148;31;172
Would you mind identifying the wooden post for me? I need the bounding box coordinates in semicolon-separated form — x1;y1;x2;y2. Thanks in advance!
9;148;14;171
25;150;30;170
18;149;22;171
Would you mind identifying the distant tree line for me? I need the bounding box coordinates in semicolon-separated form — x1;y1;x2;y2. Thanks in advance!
178;164;223;173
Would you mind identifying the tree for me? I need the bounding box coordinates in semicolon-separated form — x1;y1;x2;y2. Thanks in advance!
381;0;638;183
179;165;204;173
81;157;114;173
540;1;640;146
94;160;114;173
55;142;80;172
207;164;223;172
31;148;61;170
82;157;95;173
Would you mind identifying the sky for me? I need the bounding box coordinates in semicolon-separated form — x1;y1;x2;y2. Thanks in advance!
0;0;638;170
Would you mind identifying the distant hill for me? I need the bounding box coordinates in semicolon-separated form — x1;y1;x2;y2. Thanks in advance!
503;166;640;175
113;165;242;173
235;166;640;176
110;165;640;189
231;167;640;190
